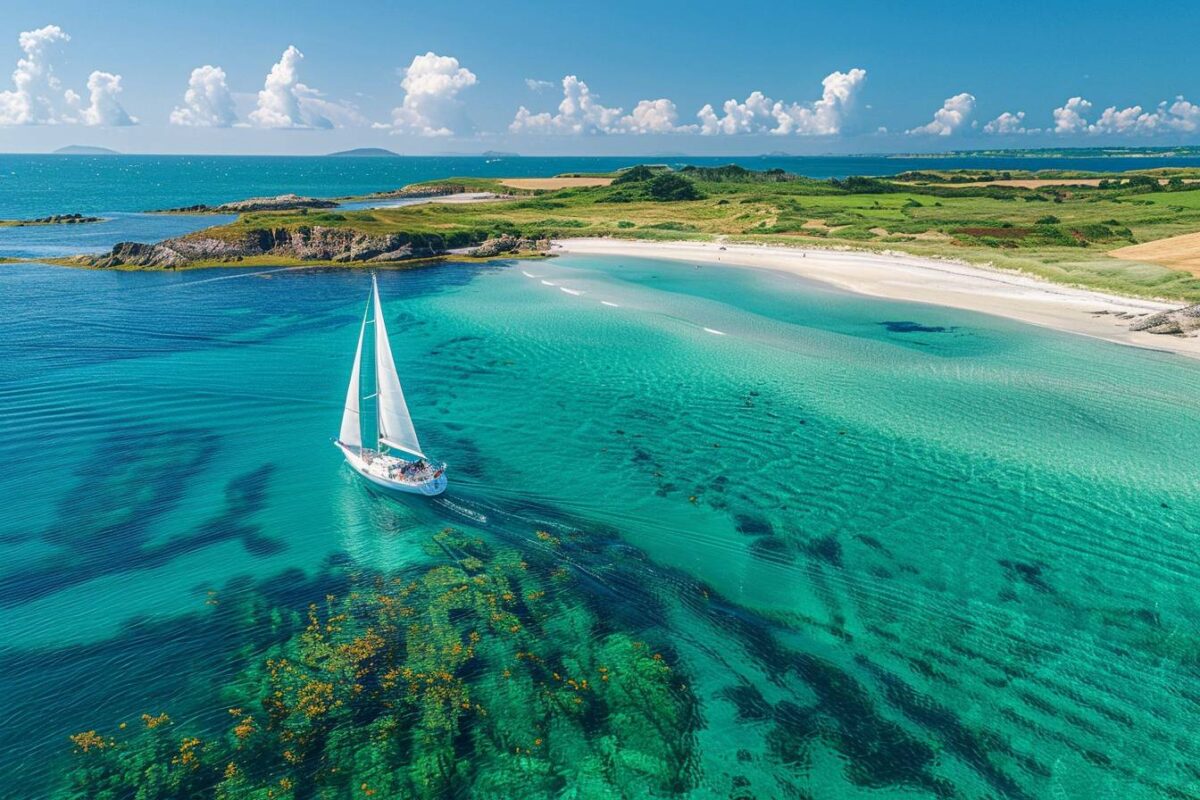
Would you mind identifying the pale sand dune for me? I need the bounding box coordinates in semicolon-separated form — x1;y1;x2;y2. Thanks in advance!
1110;232;1200;275
501;177;613;190
555;238;1200;358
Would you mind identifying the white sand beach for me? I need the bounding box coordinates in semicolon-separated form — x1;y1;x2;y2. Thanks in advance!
555;238;1200;358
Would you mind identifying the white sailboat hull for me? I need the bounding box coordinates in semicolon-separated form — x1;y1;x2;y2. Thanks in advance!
336;442;448;496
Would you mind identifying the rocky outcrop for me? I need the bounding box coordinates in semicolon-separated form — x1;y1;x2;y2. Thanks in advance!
2;213;102;226
468;235;550;257
1129;304;1200;336
355;184;468;201
154;194;339;214
85;226;449;268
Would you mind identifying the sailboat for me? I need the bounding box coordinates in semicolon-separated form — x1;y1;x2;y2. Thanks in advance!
334;275;447;496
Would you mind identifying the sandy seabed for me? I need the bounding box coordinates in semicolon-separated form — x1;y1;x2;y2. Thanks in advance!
556;238;1200;358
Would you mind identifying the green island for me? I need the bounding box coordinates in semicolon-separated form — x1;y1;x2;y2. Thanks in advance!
56;528;697;799
47;164;1200;302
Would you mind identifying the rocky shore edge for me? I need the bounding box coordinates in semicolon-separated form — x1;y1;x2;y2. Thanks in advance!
73;230;550;269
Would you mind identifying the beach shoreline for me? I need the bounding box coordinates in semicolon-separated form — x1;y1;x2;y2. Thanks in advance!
554;238;1200;358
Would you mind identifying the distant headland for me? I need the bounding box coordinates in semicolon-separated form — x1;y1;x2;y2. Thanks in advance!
52;145;121;156
327;148;402;158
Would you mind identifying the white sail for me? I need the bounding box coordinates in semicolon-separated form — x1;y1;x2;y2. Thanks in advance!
372;275;424;458
338;302;368;450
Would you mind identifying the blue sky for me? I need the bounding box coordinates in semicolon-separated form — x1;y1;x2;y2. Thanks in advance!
0;0;1197;154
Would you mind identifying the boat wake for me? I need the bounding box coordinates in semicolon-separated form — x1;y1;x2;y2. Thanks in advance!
601;301;620;308
560;287;585;296
540;280;558;287
703;327;727;336
432;496;489;524
521;271;539;278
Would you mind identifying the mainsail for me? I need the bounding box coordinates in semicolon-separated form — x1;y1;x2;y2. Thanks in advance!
371;275;424;457
338;303;368;450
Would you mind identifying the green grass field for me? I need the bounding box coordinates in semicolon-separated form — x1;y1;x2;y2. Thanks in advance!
152;166;1200;301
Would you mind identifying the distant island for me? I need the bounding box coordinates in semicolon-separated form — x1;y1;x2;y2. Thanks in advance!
52;145;120;156
481;151;520;158
327;148;402;158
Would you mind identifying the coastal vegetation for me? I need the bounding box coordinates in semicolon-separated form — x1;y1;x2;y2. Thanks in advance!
53;164;1200;301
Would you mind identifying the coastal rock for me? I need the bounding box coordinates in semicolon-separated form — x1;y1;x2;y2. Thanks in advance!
468;235;550;257
90;241;191;268
154;194;338;214
3;213;102;226
1129;304;1200;336
357;184;468;201
86;226;445;268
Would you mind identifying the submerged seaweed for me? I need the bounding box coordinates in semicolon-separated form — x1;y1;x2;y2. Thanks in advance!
56;529;698;799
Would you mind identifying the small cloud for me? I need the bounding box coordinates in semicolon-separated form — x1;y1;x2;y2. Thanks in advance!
0;25;134;127
983;110;1038;135
510;75;696;135
76;70;136;126
524;78;555;93
1052;96;1092;134
510;75;624;134
907;92;975;136
389;52;477;137
170;65;237;127
249;46;337;129
620;98;697;134
696;68;867;136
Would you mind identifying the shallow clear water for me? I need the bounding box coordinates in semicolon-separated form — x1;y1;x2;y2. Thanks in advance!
5;157;1200;797
3;247;1200;797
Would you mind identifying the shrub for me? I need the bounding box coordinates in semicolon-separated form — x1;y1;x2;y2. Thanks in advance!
612;165;656;184
1037;215;1060;224
647;173;702;201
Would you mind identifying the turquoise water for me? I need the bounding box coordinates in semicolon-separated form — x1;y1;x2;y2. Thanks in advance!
4;162;1200;797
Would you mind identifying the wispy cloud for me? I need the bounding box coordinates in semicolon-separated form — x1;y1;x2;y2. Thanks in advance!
524;78;554;93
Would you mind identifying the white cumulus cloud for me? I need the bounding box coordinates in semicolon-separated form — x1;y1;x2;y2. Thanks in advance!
983;110;1037;135
390;52;477;136
250;46;333;129
620;98;695;134
511;76;695;135
510;75;624;134
696;68;867;136
1052;96;1092;134
908;92;975;136
1048;95;1200;136
170;65;236;127
0;24;134;126
75;70;135;126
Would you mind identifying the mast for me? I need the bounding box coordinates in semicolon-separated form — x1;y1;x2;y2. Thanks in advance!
371;273;425;458
372;279;380;450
